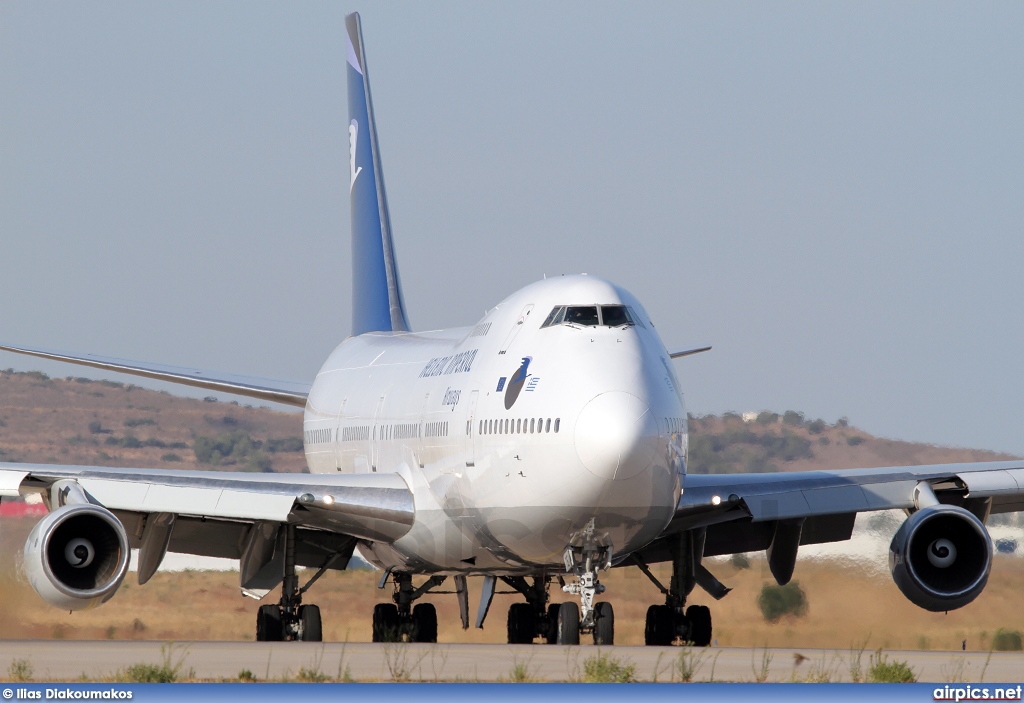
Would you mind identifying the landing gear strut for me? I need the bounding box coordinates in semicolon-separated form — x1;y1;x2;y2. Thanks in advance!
502;576;560;644
254;525;327;642
372;572;445;643
636;529;720;646
559;521;615;645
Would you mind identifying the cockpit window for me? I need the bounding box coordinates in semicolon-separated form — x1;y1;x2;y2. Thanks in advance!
540;305;566;328
564;306;599;326
541;304;645;328
600;305;631;327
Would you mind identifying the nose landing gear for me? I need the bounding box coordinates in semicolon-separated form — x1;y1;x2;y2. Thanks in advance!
560;522;615;645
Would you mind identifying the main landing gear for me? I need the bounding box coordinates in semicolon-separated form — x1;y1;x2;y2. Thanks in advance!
255;525;328;642
371;571;447;643
635;529;728;646
502;521;616;645
501;574;614;646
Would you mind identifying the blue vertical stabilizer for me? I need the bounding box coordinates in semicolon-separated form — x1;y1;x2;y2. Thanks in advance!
346;13;410;336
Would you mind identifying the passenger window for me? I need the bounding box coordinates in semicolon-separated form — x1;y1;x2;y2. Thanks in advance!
564;306;599;326
600;305;632;327
530;418;535;433
554;418;560;433
545;418;551;433
517;419;521;433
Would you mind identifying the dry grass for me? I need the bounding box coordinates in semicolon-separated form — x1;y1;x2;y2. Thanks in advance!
0;509;1021;650
2;370;1022;649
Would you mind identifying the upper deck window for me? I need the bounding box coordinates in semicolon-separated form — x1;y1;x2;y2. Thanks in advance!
540;304;643;328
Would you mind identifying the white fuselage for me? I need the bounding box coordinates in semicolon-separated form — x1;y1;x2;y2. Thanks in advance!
302;275;687;575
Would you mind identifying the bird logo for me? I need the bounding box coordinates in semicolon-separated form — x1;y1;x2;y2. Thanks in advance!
504;357;532;409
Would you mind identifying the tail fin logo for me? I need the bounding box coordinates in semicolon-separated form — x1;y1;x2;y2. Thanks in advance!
348;119;363;192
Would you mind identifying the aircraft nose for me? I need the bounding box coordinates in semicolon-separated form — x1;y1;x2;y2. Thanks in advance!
574;392;658;481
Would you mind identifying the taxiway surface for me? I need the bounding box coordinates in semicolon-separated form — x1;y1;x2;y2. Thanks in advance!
0;641;1019;682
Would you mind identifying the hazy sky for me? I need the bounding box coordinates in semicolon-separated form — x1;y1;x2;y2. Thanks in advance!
2;2;1023;454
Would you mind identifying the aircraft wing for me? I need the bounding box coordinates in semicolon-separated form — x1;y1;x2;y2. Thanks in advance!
0;343;310;408
0;462;412;587
639;460;1024;565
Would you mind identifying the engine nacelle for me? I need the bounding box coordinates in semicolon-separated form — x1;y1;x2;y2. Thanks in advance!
24;503;130;611
889;504;991;612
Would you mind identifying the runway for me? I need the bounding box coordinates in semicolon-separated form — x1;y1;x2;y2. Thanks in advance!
0;641;1020;682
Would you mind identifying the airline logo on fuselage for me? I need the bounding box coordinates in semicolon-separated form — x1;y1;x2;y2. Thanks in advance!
418;349;479;378
503;356;532;409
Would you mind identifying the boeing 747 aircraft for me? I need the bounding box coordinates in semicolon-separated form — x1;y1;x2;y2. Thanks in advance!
2;13;1022;646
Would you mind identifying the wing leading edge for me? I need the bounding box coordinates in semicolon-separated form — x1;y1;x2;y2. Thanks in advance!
0;343;310;407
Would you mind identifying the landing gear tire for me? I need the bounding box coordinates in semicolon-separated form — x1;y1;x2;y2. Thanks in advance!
507;602;536;644
556;602;580;645
686;604;712;647
299;604;322;642
372;603;400;642
256;604;282;642
592;601;614;645
644;604;674;646
545;603;560;644
412;603;438;643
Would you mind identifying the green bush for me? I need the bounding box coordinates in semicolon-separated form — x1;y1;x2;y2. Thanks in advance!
756;411;780;425
992;629;1023;651
730;553;751;569
756;581;808;622
116;644;190;683
88;421;104;434
806;419;827;434
782;410;805;427
124;418;156;427
846;435;864;446
8;659;32;682
266;437;304;453
194;431;272;472
118;663;179;683
582;652;636;683
868;649;916;682
161;453;182;462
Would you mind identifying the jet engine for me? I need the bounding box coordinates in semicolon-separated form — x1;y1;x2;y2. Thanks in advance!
889;504;991;612
23;503;130;610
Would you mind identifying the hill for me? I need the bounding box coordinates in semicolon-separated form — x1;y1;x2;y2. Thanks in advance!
687;410;1017;474
0;369;306;473
0;369;1016;475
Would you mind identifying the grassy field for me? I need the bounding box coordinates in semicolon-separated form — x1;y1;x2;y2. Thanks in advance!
0;514;1020;651
1;369;1021;651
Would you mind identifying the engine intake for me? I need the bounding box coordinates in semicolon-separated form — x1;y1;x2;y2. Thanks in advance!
24;503;130;611
889;504;991;612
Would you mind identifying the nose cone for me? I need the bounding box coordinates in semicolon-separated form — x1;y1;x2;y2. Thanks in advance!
574;392;658;481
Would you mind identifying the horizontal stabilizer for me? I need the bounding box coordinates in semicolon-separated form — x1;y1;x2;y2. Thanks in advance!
0;343;310;407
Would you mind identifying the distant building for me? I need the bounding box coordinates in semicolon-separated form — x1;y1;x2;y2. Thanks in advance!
742;412;758;423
